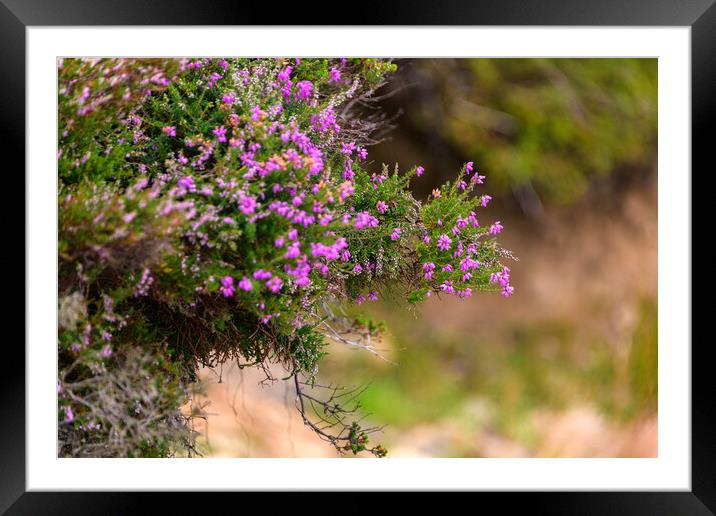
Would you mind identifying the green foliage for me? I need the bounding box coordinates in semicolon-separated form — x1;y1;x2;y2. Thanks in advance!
406;58;657;204
628;298;658;412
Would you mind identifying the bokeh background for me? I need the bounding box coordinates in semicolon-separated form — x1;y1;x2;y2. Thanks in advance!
191;58;658;458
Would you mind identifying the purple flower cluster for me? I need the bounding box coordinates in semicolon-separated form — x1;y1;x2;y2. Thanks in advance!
490;267;515;297
133;268;154;297
80;59;512;334
437;234;452;251
295;80;314;101
220;276;235;298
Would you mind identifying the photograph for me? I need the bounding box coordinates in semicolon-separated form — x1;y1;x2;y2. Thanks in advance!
56;56;658;459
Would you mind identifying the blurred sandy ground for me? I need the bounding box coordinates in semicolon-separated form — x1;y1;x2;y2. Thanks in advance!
190;172;657;458
193;367;656;457
190;364;335;457
192;369;657;458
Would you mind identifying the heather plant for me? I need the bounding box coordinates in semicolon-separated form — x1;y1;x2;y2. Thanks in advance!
58;57;515;457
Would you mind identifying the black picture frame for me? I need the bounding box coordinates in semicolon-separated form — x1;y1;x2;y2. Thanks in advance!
4;0;710;512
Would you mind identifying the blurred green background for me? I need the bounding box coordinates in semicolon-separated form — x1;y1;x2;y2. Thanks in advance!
197;58;658;458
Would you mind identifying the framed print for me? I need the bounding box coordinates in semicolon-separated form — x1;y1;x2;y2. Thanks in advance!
4;0;711;512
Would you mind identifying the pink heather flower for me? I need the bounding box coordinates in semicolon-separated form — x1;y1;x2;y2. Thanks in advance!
207;72;222;87
490;267;512;288
213;125;227;142
489;220;503;235
354;211;379;229
254;269;272;280
371;173;387;187
353;263;363;274
133;177;149;190
356;294;366;305
442;264;453;273
222;92;236;104
219;275;235;298
63;406;74;423
376;201;388;214
329;67;341;83
285;242;300;259
440;280;455;294
437;234;452;251
274;237;285;248
277;66;293;82
240;195;257;215
466;161;474;174
502;285;515;297
460;257;480;272
134;268;154;297
423;262;435;280
178;176;196;192
162;125;176;137
416;165;424;177
238;276;253;291
250;106;265;121
471;173;486;185
312;106;340;133
458;180;467;191
295;80;314;101
266;277;283;293
480;195;492;207
423;235;431;244
390;228;401;241
339;181;354;201
341;142;355;156
288;229;299;240
367;291;379;301
295;276;311;287
100;345;113;358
